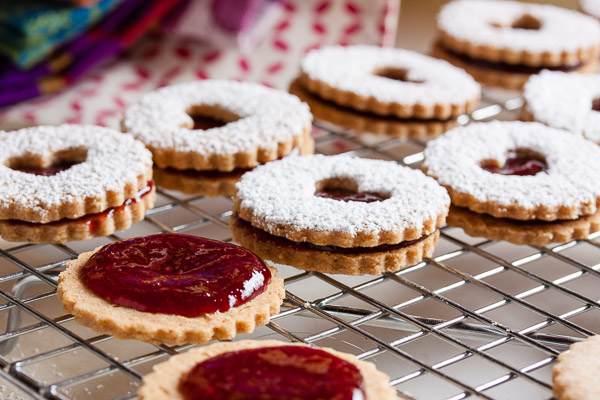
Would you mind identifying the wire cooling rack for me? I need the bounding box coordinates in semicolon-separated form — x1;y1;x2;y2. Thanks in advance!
0;87;599;400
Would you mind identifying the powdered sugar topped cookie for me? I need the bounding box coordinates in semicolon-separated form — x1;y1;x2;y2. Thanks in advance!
434;0;600;89
523;71;600;144
231;155;449;275
234;154;449;246
300;45;480;119
122;80;313;172
0;125;152;224
438;0;600;66
423;121;600;221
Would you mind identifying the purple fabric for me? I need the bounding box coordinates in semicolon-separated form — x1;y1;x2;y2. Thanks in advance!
0;0;143;91
0;0;176;107
211;0;264;32
0;84;40;106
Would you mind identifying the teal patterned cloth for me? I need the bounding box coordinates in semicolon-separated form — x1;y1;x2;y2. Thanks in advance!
0;0;122;68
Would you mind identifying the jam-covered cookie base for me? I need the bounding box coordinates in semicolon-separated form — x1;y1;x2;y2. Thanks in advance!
179;346;366;400
80;233;271;318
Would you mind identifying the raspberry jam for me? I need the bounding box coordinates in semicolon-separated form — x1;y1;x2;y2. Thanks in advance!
482;157;547;176
14;161;80;176
315;188;385;203
80;234;270;317
179;346;366;400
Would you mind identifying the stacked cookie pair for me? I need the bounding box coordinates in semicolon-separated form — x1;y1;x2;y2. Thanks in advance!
423;121;600;246
433;0;600;89
290;45;481;138
122;80;314;197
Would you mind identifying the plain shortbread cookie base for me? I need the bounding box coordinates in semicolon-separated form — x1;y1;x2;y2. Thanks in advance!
553;335;600;400
138;339;397;400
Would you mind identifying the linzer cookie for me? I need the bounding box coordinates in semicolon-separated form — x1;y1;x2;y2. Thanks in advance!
553;335;600;400
0;125;154;243
57;234;284;345
299;45;480;120
122;79;313;196
434;0;600;89
523;71;600;144
423;121;600;245
138;340;396;400
231;154;450;275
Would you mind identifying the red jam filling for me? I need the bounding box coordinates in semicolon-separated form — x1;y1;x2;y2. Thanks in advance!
315;188;385;203
179;346;366;400
592;98;600;112
14;161;80;176
482;157;547;176
7;181;153;234
233;215;428;254
79;233;271;317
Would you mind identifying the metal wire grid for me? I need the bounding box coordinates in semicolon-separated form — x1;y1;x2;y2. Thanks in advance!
0;89;598;400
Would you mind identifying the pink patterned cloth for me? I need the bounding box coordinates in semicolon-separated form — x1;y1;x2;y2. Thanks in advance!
0;0;399;130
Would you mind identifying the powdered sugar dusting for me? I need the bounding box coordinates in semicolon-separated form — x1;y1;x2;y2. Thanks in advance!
301;45;480;106
524;70;600;143
0;125;152;220
438;0;600;54
581;0;600;19
236;154;450;237
122;80;312;156
423;121;600;212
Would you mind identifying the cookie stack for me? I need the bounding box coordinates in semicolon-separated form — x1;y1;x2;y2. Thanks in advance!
433;0;600;89
291;45;481;138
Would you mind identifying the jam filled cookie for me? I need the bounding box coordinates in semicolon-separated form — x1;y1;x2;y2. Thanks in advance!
434;0;600;89
553;335;600;400
289;78;458;140
231;155;450;275
57;234;285;345
423;121;600;245
122;80;313;197
299;45;480;120
522;71;600;144
138;339;396;400
0;125;154;243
